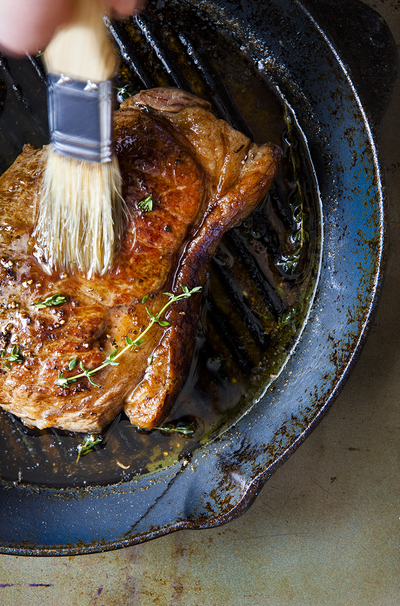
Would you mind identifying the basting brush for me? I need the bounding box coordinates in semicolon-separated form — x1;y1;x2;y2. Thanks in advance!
35;0;124;277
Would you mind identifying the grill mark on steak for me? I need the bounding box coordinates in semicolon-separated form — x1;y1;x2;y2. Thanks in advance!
0;87;281;432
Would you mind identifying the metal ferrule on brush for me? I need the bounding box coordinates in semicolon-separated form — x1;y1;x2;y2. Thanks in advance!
47;73;113;163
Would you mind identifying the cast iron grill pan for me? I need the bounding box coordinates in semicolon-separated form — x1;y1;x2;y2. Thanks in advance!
0;0;395;554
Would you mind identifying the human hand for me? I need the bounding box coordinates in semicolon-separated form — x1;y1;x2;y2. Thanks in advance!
0;0;144;55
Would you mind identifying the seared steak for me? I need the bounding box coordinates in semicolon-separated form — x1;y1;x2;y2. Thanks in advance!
0;87;281;432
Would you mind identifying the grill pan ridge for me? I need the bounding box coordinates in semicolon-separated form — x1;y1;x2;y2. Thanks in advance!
0;0;395;555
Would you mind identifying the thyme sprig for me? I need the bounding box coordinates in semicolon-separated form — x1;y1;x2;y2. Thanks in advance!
1;345;23;369
56;285;202;389
281;105;308;271
115;83;135;101
76;434;103;462
34;293;67;308
137;194;153;213
157;422;197;437
135;421;197;437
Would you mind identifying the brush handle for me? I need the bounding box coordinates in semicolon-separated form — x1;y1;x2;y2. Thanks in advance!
44;0;116;82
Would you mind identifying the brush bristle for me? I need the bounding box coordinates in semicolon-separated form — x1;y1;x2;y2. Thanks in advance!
35;146;124;278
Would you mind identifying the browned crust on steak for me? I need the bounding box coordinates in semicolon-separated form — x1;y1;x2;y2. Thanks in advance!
0;87;281;432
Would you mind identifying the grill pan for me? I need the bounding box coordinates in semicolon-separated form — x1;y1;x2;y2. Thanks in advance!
0;0;397;555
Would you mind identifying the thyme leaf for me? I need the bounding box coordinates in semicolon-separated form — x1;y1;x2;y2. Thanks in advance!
78;362;101;388
138;194;153;213
68;357;78;371
145;307;155;320
146;307;171;327
104;348;119;366
175;422;196;437
115;83;135;101
142;104;155;115
278;307;297;328
55;285;202;390
34;293;67;309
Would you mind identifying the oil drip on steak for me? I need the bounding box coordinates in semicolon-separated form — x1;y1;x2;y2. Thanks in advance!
0;87;281;433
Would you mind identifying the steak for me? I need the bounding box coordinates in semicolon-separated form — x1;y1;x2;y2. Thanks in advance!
0;87;281;432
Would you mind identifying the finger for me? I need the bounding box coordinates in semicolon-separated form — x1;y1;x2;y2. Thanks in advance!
0;0;73;55
108;0;146;18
